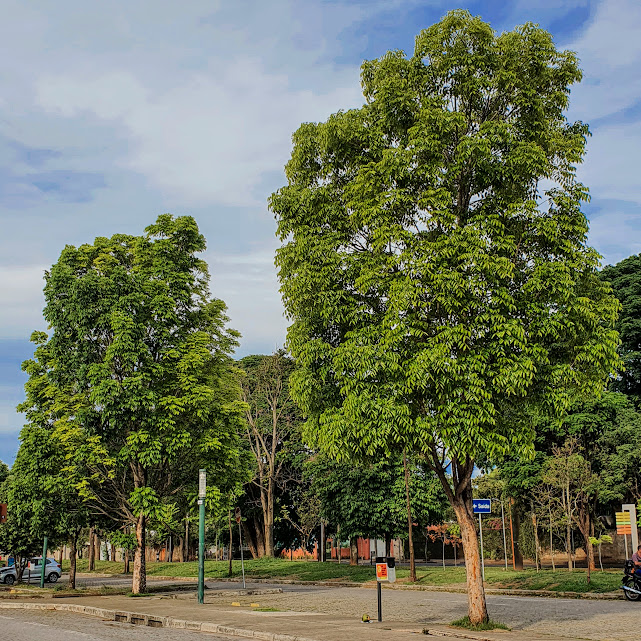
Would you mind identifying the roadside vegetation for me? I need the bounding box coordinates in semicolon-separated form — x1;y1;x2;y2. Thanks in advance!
65;559;622;593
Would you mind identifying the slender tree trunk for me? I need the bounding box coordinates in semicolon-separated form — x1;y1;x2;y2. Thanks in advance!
177;537;184;563
184;518;189;562
566;516;572;571
385;533;391;557
576;506;594;583
88;527;95;571
349;537;358;565
404;450;416;582
549;506;556;571
69;537;77;590
228;511;233;577
111;543;116;563
264;479;275;557
58;546;64;568
132;513;147;594
511;501;524;571
530;500;541;571
124;548;130;574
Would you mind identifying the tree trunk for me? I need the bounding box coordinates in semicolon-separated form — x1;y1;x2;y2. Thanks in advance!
350;537;358;566
549;506;556;571
124;548;130;574
132;513;147;594
184;518;189;562
111;543;116;563
432;455;489;625
511;501;524;571
403;451;416;582
58;546;64;568
566;516;572;571
264;482;275;557
242;521;259;559
228;511;233;577
384;533;391;557
452;497;488;625
177;537;184;563
88;527;95;571
530;500;541;571
576;505;594;583
69;537;77;590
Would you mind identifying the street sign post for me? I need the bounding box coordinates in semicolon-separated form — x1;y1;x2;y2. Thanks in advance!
375;557;396;622
617;510;633;558
198;469;206;604
473;499;491;581
473;499;491;514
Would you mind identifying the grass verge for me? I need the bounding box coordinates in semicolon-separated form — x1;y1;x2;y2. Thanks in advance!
64;558;622;593
450;616;510;631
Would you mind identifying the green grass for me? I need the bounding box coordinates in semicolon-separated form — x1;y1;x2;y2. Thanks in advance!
449;616;510;631
126;592;153;597
252;607;281;612
64;558;622;593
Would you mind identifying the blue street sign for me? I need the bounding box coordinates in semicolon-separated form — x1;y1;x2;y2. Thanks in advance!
473;499;491;514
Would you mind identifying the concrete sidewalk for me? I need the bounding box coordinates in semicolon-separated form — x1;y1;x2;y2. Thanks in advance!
0;594;579;641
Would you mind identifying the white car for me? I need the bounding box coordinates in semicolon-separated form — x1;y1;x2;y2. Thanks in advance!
0;557;61;585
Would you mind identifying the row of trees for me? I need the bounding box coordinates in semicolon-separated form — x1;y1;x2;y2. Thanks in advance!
0;218;447;592
2;10;639;628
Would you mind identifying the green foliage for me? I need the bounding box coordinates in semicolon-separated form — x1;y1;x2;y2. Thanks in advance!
272;11;620;470
601;254;641;400
309;455;445;540
27;215;246;569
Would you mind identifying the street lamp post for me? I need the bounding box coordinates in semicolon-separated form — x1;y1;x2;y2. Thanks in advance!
198;469;206;604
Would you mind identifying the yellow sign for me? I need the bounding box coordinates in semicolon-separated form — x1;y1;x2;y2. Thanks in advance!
616;511;632;535
376;563;388;581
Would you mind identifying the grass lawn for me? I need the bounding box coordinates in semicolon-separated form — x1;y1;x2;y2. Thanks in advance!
64;558;623;593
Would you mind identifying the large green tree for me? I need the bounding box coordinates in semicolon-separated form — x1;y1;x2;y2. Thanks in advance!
601;254;641;401
44;214;245;593
271;11;620;623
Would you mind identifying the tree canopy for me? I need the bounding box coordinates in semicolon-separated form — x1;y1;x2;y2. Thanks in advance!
601;254;641;400
271;10;620;623
39;214;245;592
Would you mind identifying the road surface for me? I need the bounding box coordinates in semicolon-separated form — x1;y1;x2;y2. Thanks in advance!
0;608;249;640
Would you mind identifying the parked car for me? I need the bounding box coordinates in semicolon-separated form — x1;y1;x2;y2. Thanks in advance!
0;557;61;585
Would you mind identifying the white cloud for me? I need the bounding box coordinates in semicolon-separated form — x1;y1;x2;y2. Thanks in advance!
36;64;362;208
567;0;641;121
580;122;641;204
0;266;47;339
588;209;641;265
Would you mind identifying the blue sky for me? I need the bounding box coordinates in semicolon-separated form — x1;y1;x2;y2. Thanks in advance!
1;0;640;465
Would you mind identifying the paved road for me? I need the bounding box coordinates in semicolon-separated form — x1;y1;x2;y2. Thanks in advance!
0;609;249;640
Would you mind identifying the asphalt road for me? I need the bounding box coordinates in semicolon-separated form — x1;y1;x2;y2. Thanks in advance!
0;609;250;640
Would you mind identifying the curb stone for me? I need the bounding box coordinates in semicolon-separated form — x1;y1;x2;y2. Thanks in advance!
0;602;320;641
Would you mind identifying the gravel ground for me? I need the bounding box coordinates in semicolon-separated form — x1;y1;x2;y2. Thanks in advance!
198;583;641;641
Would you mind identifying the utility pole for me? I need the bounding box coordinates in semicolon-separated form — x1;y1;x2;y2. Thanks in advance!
198;469;206;604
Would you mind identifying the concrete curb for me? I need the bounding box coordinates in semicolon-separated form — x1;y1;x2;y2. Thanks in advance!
0;602;320;641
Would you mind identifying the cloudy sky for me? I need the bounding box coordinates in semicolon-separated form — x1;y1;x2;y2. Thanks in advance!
1;0;640;464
